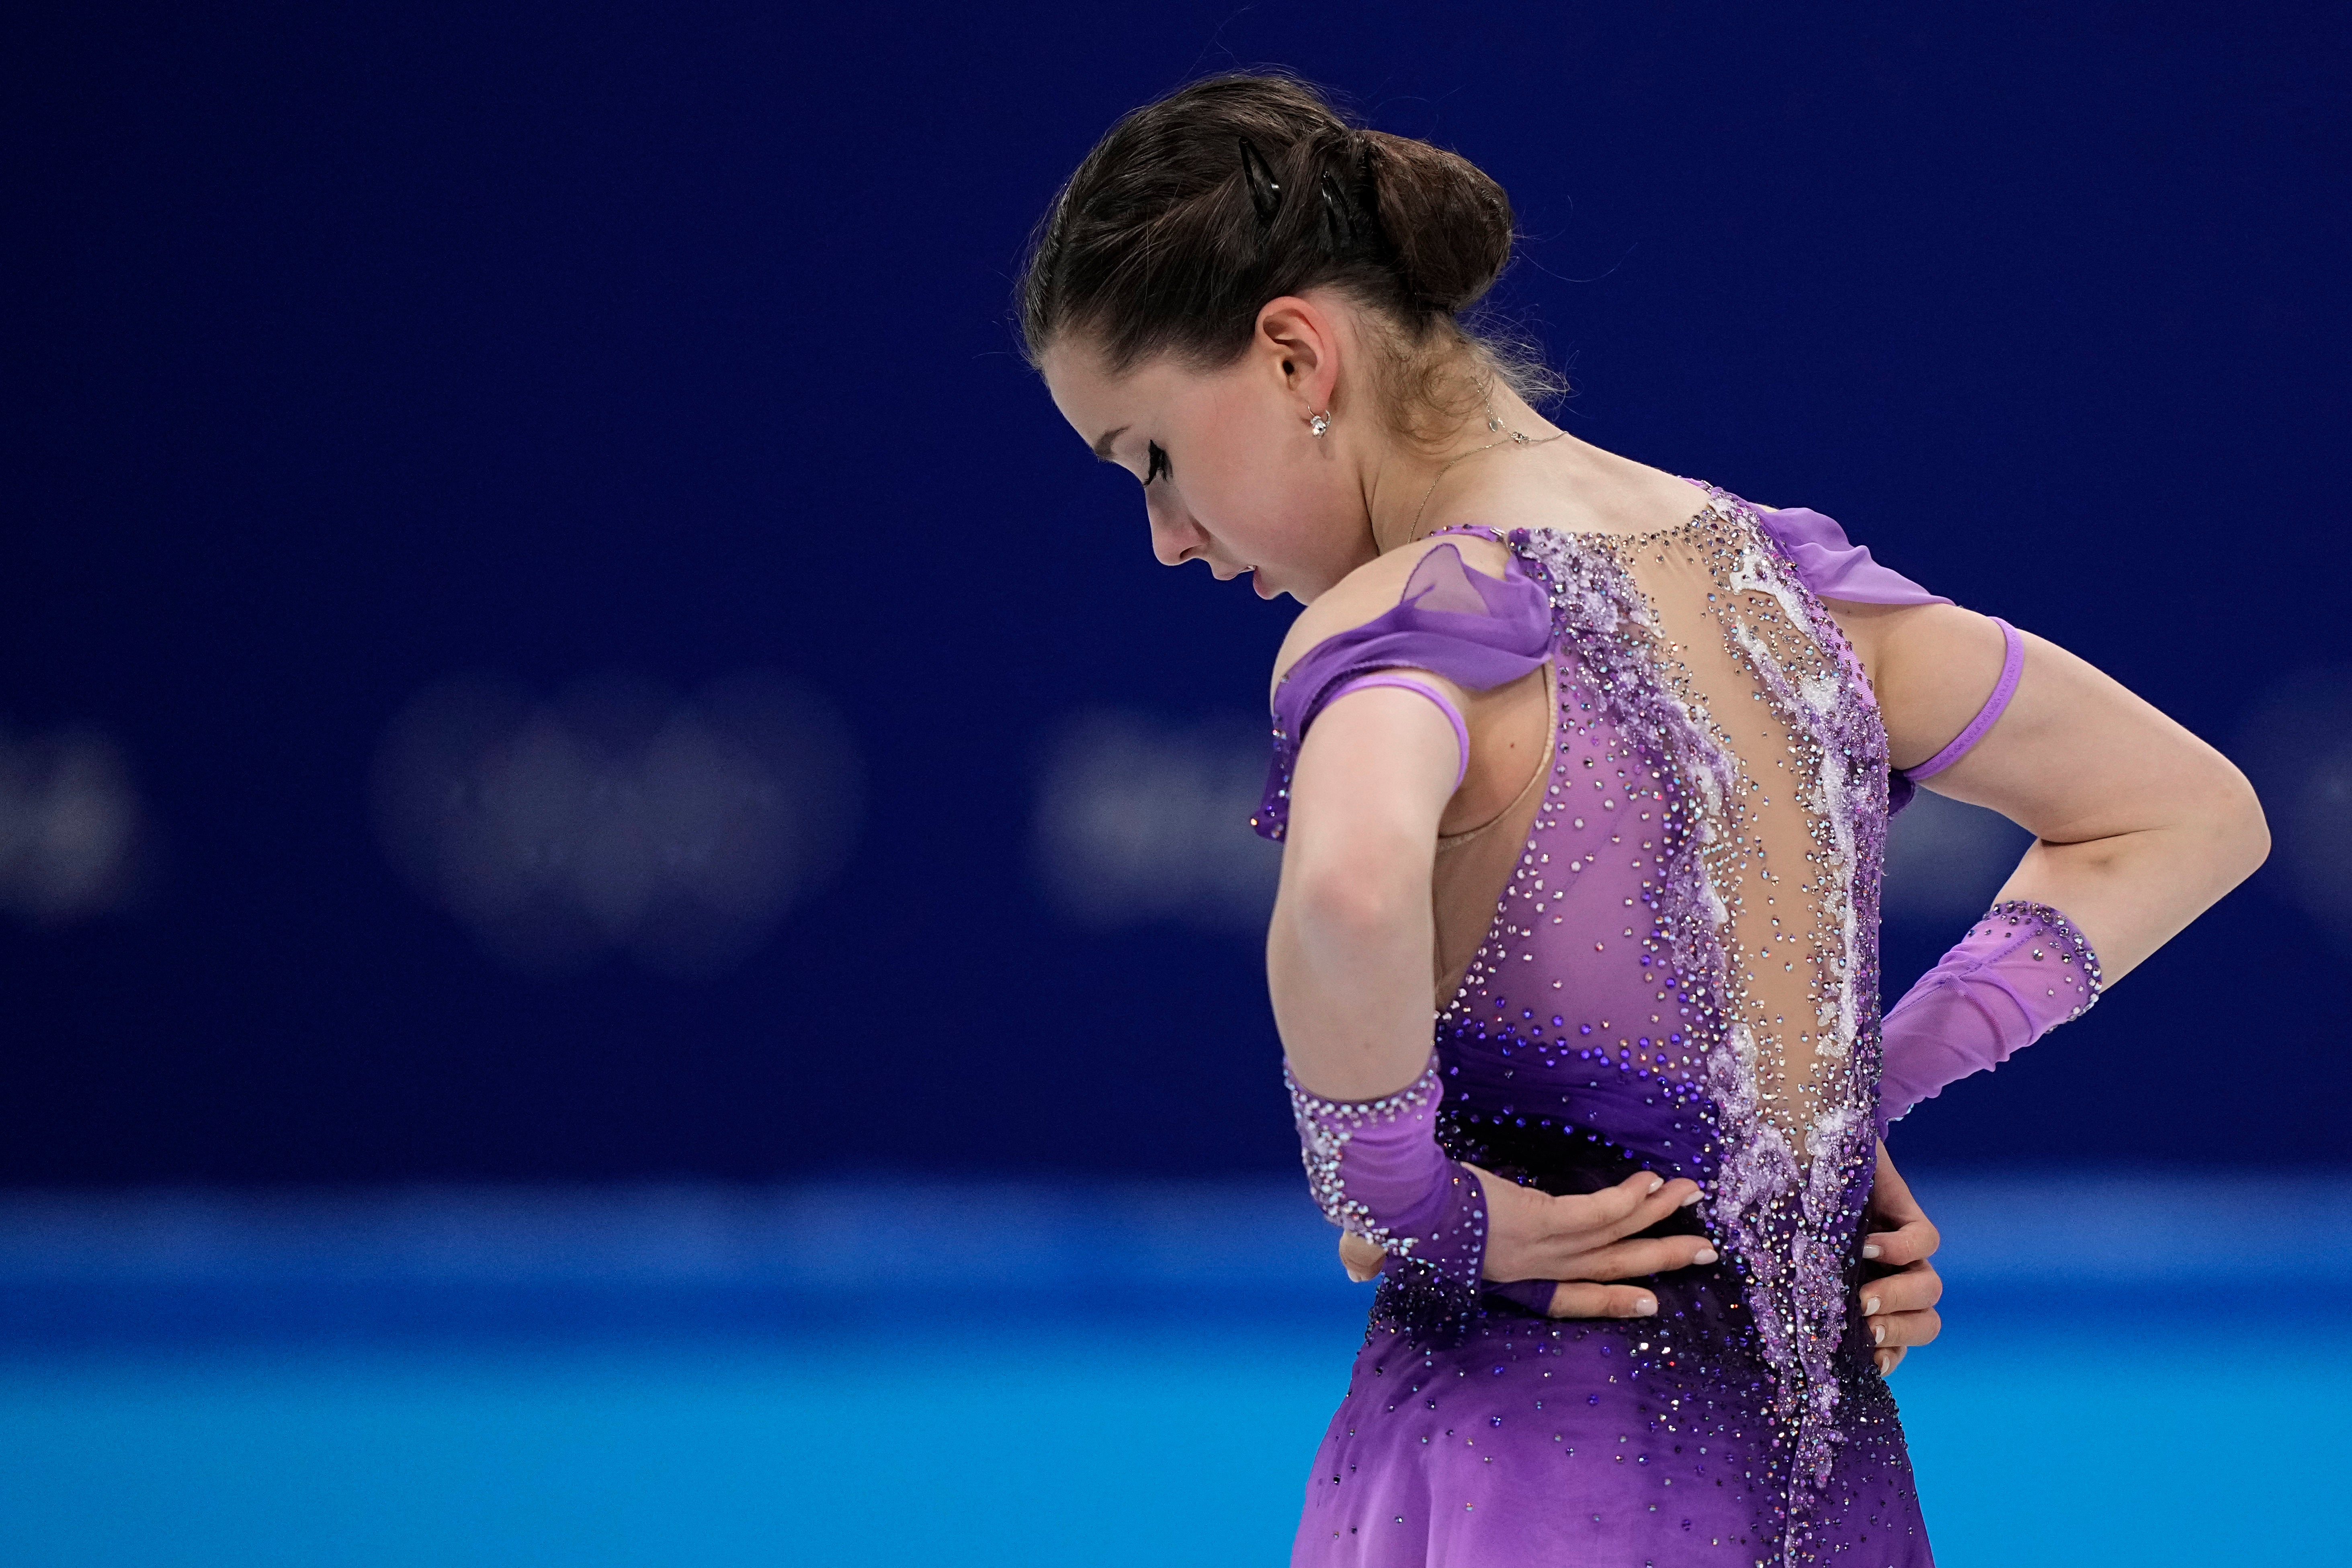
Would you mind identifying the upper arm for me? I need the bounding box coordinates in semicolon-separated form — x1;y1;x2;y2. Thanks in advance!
1843;600;2262;852
1282;687;1464;897
1271;538;1513;880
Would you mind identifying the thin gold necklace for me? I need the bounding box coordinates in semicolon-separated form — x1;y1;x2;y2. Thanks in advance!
1408;404;1567;540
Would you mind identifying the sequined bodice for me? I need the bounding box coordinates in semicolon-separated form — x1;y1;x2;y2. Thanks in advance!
1440;495;1888;1140
1284;490;1936;1566
1434;492;1894;1501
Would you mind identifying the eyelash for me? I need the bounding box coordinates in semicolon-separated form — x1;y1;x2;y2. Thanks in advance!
1145;441;1170;485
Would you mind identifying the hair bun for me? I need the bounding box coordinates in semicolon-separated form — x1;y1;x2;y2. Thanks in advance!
1023;71;1556;416
1359;130;1514;314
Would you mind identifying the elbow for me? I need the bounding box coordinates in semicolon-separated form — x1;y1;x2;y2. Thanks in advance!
2235;790;2272;883
2204;763;2271;887
1285;860;1418;942
1277;853;1424;956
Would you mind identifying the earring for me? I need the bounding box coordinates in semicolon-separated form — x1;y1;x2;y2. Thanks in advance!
1309;411;1331;438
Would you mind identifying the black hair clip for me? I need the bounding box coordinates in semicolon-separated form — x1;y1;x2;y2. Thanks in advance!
1316;172;1355;252
1237;139;1283;227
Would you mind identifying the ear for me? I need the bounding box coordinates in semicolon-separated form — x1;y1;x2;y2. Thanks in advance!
1252;296;1341;423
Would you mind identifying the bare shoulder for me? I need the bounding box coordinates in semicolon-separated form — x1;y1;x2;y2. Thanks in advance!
1270;534;1514;698
1822;598;2010;769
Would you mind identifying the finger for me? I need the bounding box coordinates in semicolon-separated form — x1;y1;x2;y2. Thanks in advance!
1869;1140;1923;1224
1543;1173;1703;1247
1338;1232;1385;1283
1855;1264;1942;1320
1875;1345;1907;1377
1561;1175;1693;1241
1860;1215;1940;1268
1545;1282;1659;1319
1549;1234;1718;1281
1866;1306;1942;1350
1556;1169;1675;1232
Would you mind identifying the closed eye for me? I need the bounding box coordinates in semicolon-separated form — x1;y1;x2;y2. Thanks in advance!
1145;441;1170;485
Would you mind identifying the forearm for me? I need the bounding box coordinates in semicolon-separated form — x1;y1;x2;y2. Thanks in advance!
1879;770;2265;1132
1269;860;1492;1334
1838;602;2270;1134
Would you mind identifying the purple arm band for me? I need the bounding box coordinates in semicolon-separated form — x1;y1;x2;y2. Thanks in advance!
1322;674;1470;790
1904;617;2025;782
1289;1054;1492;1341
1254;539;1550;841
1876;900;2103;1136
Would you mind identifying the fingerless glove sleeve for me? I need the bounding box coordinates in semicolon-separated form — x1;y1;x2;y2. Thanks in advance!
1288;1053;1491;1339
1877;900;2104;1136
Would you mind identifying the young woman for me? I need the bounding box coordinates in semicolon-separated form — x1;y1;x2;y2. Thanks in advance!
1024;74;2266;1566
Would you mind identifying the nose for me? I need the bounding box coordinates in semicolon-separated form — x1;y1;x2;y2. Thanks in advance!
1146;495;1208;569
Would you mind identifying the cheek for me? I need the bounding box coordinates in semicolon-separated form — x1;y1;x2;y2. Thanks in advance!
1183;404;1312;536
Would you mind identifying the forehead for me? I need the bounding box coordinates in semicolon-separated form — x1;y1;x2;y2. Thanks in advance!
1039;338;1111;404
1043;338;1141;407
1042;340;1158;444
1042;340;1219;439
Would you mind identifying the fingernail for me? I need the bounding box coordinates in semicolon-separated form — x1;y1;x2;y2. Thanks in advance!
1875;1350;1893;1376
1678;1189;1702;1208
1692;1246;1718;1265
1861;1243;1882;1260
1872;1323;1885;1345
1862;1295;1880;1317
1633;1296;1656;1316
1646;1176;1664;1194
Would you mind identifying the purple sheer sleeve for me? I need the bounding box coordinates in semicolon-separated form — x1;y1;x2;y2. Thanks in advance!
1252;536;1551;842
1875;900;2104;1136
1746;504;1952;609
1735;493;2029;815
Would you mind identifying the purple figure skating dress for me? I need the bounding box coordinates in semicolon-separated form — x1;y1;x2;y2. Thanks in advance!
1256;487;2079;1566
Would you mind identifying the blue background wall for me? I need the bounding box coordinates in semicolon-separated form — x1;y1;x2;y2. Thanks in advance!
4;1;2346;1184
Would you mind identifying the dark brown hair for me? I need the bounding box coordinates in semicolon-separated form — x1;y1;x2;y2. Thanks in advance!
1020;73;1558;437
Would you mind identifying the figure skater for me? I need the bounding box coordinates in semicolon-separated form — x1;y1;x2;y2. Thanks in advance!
1022;73;2266;1564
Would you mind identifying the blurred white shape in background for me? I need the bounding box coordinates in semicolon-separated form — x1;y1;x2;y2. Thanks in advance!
1034;710;1280;934
372;673;860;977
1880;789;2031;926
2235;667;2352;948
0;724;143;923
1035;714;2037;936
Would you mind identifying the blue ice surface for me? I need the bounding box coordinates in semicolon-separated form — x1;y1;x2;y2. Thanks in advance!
0;1174;2344;1567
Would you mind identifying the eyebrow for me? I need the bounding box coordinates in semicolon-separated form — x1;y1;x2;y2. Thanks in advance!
1090;425;1129;461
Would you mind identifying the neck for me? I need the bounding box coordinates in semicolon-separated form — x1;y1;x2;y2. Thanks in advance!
1360;383;1565;556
